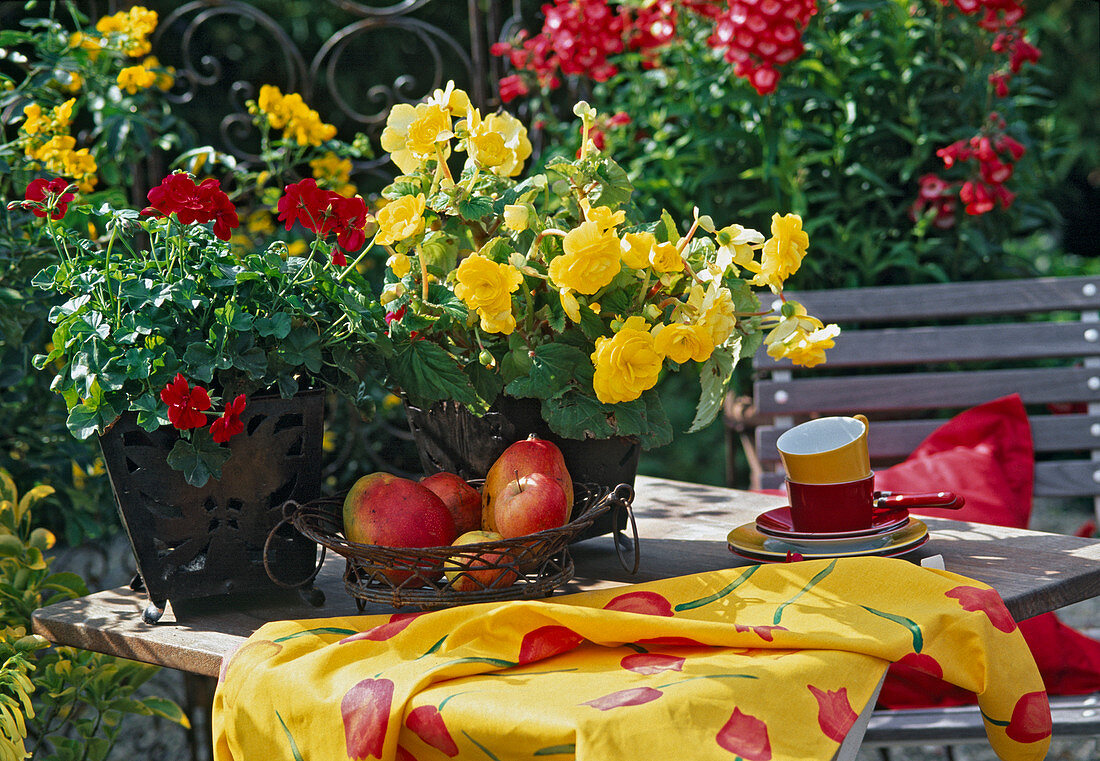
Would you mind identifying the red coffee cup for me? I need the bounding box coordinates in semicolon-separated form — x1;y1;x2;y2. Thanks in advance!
786;473;878;533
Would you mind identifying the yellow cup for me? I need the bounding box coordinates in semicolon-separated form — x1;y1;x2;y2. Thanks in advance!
776;414;871;485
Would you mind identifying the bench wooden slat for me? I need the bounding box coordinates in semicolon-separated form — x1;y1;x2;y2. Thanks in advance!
781;276;1100;323
1034;460;1100;498
755;366;1100;416
756;414;1100;465
756;321;1100;369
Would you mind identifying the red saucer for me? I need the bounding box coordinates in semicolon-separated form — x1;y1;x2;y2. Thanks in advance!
755;506;910;540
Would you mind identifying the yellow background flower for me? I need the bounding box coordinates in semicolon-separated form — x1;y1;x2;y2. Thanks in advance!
117;64;156;94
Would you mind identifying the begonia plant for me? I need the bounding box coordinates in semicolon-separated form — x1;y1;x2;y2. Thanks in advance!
346;83;838;450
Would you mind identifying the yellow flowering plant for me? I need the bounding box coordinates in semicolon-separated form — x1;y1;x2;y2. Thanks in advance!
355;84;838;447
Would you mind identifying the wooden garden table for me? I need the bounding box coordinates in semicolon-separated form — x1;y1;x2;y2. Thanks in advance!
30;475;1100;758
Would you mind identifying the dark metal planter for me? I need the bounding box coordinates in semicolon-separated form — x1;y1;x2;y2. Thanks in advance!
99;389;325;623
405;396;640;541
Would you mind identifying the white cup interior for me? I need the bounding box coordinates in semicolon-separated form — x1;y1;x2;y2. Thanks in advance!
776;416;866;455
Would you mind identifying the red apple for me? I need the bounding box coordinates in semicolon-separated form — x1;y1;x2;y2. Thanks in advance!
493;472;569;539
443;530;519;591
420;472;482;535
482;435;573;532
343;473;456;585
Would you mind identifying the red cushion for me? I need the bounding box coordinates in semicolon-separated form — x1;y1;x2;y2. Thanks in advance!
869;394;1100;707
873;394;1034;528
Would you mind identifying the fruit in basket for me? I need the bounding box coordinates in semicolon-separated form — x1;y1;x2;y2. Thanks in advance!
482;435;573;532
492;472;570;539
342;473;457;585
443;530;519;591
420;471;482;534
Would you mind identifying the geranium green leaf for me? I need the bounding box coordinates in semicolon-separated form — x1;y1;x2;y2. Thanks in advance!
279;328;322;373
115;312;154;343
132;393;168;432
183;342;218;383
232;345;268;380
66;398;119;440
688;346;737;434
590;157;633;208
254;312;293;339
47;295;91;321
505;343;587;400
215;303;253;331
166;431;230;487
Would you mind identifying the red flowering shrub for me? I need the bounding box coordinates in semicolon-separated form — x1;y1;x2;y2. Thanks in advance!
708;0;819;95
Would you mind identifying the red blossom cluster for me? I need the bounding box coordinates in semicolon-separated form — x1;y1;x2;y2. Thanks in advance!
494;0;820;100
944;0;1025;32
492;0;627;101
160;373;246;443
941;0;1039;97
708;0;819;95
913;116;1026;224
20;177;75;220
142;173;240;241
276;178;368;266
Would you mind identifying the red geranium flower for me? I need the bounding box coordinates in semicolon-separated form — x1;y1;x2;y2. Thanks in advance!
24;178;76;220
210;394;246;443
330;194;369;256
143;173;239;241
160;373;211;430
276;178;332;234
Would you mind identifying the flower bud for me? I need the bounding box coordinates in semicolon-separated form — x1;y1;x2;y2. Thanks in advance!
503;204;529;231
479;349;495;367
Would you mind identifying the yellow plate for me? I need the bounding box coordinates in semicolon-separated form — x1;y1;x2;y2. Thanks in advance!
727;518;929;561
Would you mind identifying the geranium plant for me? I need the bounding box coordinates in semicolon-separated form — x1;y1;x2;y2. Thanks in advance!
17;167;380;487
352;83;837;450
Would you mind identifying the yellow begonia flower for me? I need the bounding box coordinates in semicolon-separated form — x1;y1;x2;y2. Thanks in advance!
585;204;625;232
649;241;683;273
503;204;529;231
753;213;809;293
387;253;412;278
653;322;714;364
380;103;421;174
458;109;532;178
454;254;523;335
715;224;764;275
405;103;453;155
591;316;663;404
560;288;581;323
687;282;738;346
426;81;471;118
549;221;621;295
375;193;426;246
117;65;156;94
765;318;840;368
484;112;532;178
621;231;655;269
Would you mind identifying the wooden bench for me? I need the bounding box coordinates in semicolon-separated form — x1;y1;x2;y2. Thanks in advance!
726;274;1100;752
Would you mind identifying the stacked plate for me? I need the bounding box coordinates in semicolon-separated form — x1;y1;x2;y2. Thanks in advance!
727;506;929;563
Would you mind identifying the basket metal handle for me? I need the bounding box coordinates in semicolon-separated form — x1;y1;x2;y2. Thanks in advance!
263;500;327;594
609;484;640;574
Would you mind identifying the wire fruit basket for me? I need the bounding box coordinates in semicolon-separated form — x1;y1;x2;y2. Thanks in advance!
269;481;636;610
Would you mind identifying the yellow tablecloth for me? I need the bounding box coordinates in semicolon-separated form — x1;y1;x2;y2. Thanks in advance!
213;557;1051;761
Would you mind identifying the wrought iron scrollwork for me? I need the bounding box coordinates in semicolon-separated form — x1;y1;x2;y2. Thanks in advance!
149;0;516;184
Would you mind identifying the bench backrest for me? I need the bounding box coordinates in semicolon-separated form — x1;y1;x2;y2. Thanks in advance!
748;276;1100;516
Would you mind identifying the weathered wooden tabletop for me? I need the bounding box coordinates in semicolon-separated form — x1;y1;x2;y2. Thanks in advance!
32;475;1100;678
